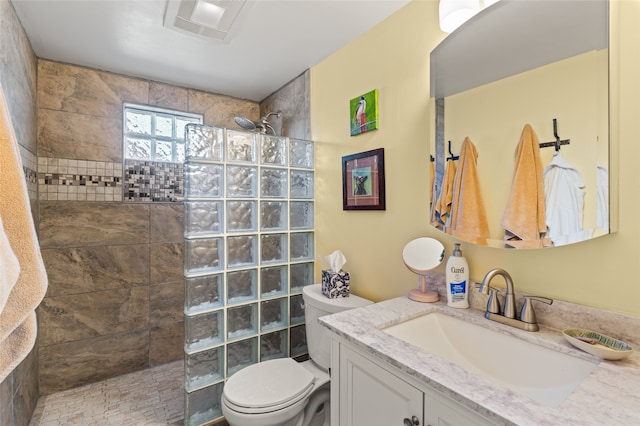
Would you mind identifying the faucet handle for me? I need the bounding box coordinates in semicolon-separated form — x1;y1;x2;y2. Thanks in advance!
520;295;553;324
475;283;500;314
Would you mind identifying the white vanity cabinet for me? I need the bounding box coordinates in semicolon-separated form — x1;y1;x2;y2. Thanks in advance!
332;339;494;426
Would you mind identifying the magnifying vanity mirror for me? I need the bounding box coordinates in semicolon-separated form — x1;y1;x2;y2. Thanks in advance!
429;0;610;249
402;237;445;302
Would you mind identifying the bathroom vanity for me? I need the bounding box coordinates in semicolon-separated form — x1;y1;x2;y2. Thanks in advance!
321;293;640;426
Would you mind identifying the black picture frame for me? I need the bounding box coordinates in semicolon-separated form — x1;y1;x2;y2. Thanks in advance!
342;148;385;210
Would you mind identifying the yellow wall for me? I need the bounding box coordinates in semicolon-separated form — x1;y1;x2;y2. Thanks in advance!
310;0;640;317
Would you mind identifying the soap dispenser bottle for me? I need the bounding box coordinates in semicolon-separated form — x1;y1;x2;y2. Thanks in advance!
446;243;469;308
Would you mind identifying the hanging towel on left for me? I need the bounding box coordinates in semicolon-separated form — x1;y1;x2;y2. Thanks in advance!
501;124;550;248
447;137;490;245
543;152;592;246
434;158;456;230
0;83;49;383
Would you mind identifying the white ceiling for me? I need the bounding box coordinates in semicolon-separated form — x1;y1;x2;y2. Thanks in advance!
11;0;411;102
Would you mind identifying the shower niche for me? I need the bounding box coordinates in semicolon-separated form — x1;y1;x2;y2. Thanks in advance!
183;124;315;425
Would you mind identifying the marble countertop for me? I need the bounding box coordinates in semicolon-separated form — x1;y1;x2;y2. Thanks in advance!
320;296;640;426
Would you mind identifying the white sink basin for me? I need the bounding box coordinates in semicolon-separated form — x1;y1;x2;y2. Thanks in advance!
382;312;598;406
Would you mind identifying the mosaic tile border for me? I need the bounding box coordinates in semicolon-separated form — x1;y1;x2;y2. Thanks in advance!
38;158;123;202
124;160;183;203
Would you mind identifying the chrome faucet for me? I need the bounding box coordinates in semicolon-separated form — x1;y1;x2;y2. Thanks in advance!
477;268;553;332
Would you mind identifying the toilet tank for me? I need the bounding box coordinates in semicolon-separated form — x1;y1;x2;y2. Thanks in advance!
302;284;372;370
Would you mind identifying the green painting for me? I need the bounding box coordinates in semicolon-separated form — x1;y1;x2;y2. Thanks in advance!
350;89;379;136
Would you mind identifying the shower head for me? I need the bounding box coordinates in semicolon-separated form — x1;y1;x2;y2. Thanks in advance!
234;111;282;136
234;116;258;131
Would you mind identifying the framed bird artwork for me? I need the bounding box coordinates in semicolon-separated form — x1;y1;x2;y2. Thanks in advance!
349;89;379;136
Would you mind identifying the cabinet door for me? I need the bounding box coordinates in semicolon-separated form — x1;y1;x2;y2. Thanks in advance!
423;386;494;426
339;345;423;426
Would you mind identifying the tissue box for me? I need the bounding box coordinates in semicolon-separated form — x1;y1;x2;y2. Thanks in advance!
321;270;350;298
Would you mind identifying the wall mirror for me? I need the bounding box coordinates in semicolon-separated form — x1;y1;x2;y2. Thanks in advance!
429;0;610;249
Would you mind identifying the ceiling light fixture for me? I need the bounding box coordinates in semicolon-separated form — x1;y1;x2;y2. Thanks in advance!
164;0;247;41
439;0;499;33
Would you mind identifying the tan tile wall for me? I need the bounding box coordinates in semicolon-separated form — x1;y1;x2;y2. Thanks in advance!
37;59;260;394
0;0;40;424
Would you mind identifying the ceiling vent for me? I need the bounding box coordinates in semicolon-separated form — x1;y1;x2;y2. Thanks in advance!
164;0;247;41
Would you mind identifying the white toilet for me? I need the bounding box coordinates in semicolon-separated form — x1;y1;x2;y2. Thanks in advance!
221;283;372;426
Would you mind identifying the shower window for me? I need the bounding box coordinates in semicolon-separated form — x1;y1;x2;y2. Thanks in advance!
183;125;315;426
123;103;202;163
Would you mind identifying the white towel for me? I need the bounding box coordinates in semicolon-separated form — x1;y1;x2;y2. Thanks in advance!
0;83;48;382
543;152;592;246
0;216;20;313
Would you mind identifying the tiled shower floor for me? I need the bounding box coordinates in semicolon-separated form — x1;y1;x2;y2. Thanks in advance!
29;361;185;426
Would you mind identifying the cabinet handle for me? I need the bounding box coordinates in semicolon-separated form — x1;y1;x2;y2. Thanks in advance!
403;415;420;425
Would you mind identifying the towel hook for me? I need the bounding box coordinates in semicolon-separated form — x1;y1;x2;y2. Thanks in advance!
447;140;460;161
539;118;570;151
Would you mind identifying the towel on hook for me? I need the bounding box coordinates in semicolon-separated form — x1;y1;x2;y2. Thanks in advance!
543;151;592;246
596;164;609;232
429;159;438;227
447;137;490;245
434;159;456;229
501;124;550;248
0;83;48;382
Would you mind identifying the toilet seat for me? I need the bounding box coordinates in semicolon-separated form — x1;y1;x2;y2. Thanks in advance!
223;358;316;415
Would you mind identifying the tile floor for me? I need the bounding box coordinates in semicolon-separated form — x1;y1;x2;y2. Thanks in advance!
29;361;191;426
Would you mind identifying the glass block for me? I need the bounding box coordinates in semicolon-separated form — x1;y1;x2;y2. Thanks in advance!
125;137;151;160
290;262;314;292
260;168;288;198
185;346;224;392
125;110;152;135
184;163;223;199
290;170;314;199
261;201;287;231
184;238;223;276
226;129;257;163
185;274;223;314
261;266;287;297
261;234;287;264
260;135;287;165
261;298;287;331
155;140;173;162
261;330;287;361
227;269;257;304
227;337;258;376
226;166;257;198
185;201;223;237
290;294;305;325
185;124;224;162
290;232;314;261
156;114;173;138
290;324;308;357
185;382;223;426
176;142;185;163
177;117;196;140
290;201;313;229
290;138;314;169
185;310;224;351
227;235;257;268
226;201;256;232
227;304;258;341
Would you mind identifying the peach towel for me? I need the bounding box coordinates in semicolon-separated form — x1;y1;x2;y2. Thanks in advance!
434;158;456;229
0;84;48;382
501;124;549;248
447;137;490;245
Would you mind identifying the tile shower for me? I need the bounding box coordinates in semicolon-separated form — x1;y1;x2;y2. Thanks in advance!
182;125;315;425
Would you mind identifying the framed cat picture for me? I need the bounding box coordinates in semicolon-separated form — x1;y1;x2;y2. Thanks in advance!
342;148;385;210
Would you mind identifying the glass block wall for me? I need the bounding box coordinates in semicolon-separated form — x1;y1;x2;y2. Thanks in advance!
183;125;315;425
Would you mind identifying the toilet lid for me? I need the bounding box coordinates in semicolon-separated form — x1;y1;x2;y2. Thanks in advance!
224;358;316;411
